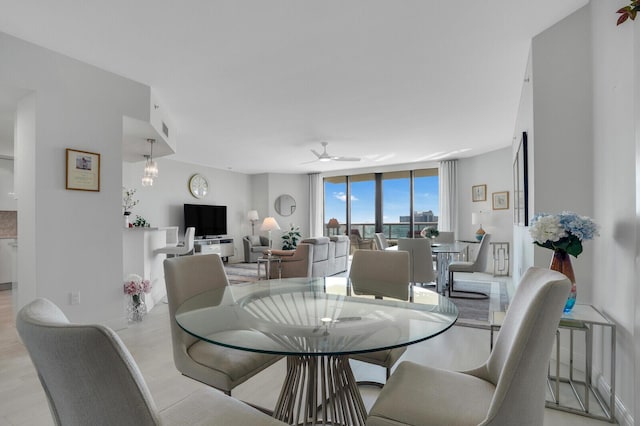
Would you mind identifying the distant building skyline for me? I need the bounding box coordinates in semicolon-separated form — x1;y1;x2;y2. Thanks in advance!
399;210;438;223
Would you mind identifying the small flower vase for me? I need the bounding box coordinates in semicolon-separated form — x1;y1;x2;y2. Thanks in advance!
549;250;577;313
128;293;147;322
124;212;131;228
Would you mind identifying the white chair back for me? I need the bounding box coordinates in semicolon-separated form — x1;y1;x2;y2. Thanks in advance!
472;233;491;271
349;249;410;300
397;238;436;285
433;231;454;244
374;233;389;250
16;298;161;426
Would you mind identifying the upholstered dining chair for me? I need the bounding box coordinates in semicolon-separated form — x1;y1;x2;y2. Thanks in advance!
348;249;411;386
367;267;571;426
155;226;195;257
447;233;492;299
350;229;375;253
16;298;287;426
163;254;282;395
374;232;389;250
432;231;455;244
397;238;436;288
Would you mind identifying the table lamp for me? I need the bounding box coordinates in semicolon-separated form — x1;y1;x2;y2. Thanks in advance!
472;212;486;241
247;210;259;235
260;217;281;248
327;218;340;235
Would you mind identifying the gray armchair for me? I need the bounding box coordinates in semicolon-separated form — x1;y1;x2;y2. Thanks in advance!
243;235;270;263
16;298;287;426
367;267;571;426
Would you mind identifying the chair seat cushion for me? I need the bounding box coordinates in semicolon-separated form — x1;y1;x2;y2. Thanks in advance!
188;331;280;382
250;246;268;253
367;361;495;426
351;346;406;368
160;388;287;425
448;261;476;273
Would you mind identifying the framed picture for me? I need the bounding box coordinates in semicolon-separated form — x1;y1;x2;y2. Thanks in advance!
66;148;100;191
472;184;486;202
513;132;529;225
492;191;509;210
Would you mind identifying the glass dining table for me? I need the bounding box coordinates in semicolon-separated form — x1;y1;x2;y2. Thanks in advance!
175;276;458;426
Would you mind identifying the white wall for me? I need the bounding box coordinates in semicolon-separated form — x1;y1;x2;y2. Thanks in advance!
1;32;151;327
590;1;637;422
511;3;637;421
123;158;254;262
457;147;513;273
0;158;16;210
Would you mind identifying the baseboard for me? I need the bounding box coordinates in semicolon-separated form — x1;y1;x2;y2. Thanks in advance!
596;374;634;426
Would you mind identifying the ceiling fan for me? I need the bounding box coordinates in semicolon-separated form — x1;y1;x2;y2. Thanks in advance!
310;142;361;162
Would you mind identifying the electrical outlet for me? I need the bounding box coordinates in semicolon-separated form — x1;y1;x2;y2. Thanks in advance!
70;291;81;305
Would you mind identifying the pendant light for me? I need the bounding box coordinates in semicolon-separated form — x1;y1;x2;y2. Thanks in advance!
142;139;158;186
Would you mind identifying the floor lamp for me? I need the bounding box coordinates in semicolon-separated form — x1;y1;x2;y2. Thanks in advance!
248;210;259;235
260;217;281;249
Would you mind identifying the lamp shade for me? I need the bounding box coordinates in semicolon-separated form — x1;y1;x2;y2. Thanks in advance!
260;217;281;232
247;210;259;221
327;218;340;228
472;212;481;225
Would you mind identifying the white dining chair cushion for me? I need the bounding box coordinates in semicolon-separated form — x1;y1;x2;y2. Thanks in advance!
160;388;287;425
367;361;494;426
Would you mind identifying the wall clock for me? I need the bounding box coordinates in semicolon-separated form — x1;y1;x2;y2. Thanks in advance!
188;174;208;199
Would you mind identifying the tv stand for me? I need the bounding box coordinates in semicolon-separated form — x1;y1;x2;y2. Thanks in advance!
194;237;234;262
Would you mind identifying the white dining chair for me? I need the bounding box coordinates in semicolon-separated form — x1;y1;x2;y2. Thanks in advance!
397;238;436;288
348;249;410;386
367;267;571;426
16;298;287;426
155;227;195;257
447;233;492;299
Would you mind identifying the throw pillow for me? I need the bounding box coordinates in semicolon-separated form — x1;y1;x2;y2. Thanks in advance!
250;235;262;245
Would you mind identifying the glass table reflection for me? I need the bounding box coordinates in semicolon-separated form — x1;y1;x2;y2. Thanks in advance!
175;276;458;426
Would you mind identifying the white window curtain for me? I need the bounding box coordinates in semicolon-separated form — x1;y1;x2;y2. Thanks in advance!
308;173;323;237
439;160;458;236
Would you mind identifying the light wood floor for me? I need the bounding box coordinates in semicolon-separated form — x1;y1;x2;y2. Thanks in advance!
0;289;610;425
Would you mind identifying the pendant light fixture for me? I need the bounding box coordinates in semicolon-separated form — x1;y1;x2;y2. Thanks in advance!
142;139;158;186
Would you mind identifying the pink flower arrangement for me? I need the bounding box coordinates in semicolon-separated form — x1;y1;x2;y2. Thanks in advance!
123;274;152;296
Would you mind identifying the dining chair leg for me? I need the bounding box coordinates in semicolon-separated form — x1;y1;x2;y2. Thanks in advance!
448;270;489;300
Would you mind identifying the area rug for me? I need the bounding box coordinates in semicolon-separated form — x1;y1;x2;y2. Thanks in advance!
224;262;261;284
448;280;509;329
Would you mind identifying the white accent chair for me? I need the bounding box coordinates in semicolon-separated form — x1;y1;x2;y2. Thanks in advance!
433;231;455;244
16;298;287;426
367;267;571;426
397;238;436;287
348;249;411;386
374;232;389;250
155;227;195;257
163;254;282;395
447;233;492;299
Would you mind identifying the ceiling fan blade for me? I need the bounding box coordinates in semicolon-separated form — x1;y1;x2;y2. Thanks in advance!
334;156;361;161
310;149;322;158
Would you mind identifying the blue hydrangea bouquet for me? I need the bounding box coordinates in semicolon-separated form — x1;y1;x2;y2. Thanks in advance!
529;211;599;257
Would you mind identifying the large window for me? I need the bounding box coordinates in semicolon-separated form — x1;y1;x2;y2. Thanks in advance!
323;168;438;239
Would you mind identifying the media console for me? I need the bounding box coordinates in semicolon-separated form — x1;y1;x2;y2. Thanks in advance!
194;237;234;262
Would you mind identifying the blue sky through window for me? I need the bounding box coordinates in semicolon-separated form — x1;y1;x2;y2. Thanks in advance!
324;176;438;223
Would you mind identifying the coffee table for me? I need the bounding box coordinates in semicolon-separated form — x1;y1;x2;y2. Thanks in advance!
175;276;458;426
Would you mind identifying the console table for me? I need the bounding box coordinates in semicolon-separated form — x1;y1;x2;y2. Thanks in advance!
491;305;616;423
194;237;234;262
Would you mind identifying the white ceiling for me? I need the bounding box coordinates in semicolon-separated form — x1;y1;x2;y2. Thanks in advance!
0;0;588;174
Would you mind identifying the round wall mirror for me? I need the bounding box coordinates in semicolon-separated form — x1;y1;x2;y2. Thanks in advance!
275;194;296;216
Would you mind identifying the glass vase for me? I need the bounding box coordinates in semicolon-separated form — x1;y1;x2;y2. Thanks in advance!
549;250;577;313
127;293;147;322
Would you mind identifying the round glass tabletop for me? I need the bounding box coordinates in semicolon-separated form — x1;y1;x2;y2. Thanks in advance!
175;276;458;356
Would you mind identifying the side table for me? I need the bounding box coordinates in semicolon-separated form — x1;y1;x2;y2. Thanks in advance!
490;305;616;423
257;255;281;280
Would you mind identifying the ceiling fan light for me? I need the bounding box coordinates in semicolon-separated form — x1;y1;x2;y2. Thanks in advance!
318;157;331;162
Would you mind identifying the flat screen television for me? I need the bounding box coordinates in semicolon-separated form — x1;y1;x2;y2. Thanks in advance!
184;204;227;238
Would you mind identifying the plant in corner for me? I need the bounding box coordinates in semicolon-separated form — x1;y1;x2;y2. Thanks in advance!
529;211;599;313
281;224;301;250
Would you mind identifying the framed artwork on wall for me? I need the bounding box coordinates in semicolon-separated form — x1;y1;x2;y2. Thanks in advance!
66;148;100;191
492;191;509;210
472;184;487;202
513;132;529;225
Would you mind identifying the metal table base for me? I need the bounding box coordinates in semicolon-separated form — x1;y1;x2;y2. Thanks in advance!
274;355;367;426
